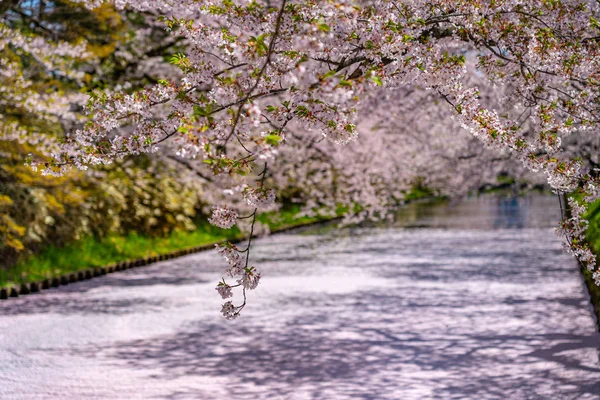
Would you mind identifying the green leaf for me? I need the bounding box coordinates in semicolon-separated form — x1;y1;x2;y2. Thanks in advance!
322;70;337;80
318;23;331;33
370;75;383;86
264;134;283;146
294;105;310;117
250;34;268;56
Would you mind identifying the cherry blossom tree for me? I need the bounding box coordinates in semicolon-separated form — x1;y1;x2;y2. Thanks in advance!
0;1;225;269
28;0;600;318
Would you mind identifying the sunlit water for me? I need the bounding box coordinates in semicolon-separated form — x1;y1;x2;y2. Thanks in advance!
1;195;599;399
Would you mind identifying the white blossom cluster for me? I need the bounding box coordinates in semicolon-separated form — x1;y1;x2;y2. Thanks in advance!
214;234;262;318
216;280;233;299
215;243;244;276
208;206;238;229
220;301;238;320
237;266;261;290
242;187;276;208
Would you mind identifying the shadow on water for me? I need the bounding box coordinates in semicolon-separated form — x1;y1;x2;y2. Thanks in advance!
3;194;600;399
0;260;209;316
0;294;170;316
60;288;600;399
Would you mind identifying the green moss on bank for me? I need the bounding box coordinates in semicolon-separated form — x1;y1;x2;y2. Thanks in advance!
0;206;329;288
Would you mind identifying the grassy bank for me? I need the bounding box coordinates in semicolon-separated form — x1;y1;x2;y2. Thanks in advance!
583;198;600;327
0;206;332;288
0;184;440;289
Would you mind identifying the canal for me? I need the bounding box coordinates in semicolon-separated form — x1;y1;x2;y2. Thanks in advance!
1;195;599;399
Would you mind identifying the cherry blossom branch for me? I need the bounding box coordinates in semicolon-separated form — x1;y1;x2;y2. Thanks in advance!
213;161;271;319
223;0;287;147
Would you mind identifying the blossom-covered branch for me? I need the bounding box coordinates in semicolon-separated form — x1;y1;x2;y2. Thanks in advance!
212;162;271;319
25;0;600;314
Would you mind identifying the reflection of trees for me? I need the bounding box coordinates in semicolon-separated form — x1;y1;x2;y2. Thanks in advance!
494;197;524;230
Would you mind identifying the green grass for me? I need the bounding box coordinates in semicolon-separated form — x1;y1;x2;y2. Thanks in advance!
0;205;331;288
403;186;437;202
582;197;600;328
256;205;336;230
0;185;437;289
585;198;600;253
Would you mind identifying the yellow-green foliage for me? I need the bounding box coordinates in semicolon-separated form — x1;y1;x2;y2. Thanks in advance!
0;142;206;267
585;200;600;253
0;194;25;252
0;1;199;268
0;140;89;263
0;205;332;287
84;157;202;236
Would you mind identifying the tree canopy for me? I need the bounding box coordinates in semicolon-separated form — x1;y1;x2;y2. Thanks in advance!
3;0;600;318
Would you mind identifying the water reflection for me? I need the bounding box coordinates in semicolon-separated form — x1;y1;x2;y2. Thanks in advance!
494;196;524;229
391;194;561;230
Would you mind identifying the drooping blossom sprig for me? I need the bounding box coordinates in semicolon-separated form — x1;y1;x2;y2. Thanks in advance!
211;162;272;319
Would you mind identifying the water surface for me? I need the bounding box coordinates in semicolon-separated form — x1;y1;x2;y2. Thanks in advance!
0;195;599;399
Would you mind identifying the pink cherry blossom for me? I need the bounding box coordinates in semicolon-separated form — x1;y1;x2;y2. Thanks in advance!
220;301;238;320
208;207;238;229
216;281;233;299
237;267;261;290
